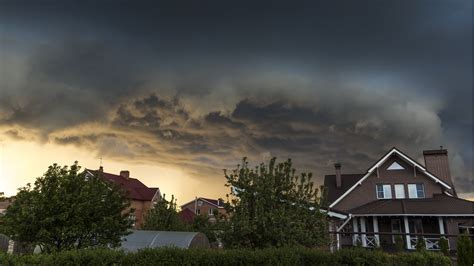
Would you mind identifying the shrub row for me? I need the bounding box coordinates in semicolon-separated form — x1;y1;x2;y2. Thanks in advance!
0;247;451;266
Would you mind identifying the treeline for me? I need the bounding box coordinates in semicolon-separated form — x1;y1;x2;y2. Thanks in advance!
1;158;330;252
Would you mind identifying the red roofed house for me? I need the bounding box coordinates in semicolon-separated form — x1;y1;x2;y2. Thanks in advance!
324;147;473;252
85;167;161;229
180;197;227;222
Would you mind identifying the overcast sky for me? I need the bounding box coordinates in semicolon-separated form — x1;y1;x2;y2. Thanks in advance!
0;0;472;202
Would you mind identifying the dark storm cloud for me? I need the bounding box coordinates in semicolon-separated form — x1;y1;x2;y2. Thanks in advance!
0;0;471;194
113;94;189;130
0;36;152;135
204;112;245;129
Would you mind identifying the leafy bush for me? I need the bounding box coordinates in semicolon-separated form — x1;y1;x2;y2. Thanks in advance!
0;247;451;266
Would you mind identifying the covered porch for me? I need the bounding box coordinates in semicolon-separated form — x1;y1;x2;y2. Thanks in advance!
340;215;448;251
331;194;474;251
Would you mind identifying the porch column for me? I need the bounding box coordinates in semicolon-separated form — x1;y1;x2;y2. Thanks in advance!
373;216;380;246
403;216;411;249
360;217;367;247
438;217;445;235
352;218;359;245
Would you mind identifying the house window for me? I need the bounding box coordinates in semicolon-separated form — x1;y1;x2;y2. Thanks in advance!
376;184;392;199
197;200;203;206
209;208;216;215
196;209;201;215
394;184;406;199
408;184;425;198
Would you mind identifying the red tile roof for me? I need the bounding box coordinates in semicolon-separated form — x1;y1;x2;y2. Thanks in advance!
179;208;196;223
86;169;160;201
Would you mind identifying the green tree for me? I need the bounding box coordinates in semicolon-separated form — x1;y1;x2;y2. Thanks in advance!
142;195;221;245
438;237;449;256
394;235;405;252
1;162;132;253
457;233;473;266
221;157;328;249
188;214;219;243
415;236;426;252
143;194;185;231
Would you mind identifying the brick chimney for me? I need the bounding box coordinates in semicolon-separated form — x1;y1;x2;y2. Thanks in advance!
120;170;130;179
423;147;452;186
335;163;342;188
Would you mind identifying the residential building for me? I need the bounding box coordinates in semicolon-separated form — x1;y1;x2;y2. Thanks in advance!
85;168;161;228
324;147;473;252
0;197;14;216
181;197;227;220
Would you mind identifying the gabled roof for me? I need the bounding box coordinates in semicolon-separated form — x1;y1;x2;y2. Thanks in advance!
328;147;453;208
349;194;474;216
324;174;364;204
86;169;160;201
180;197;225;208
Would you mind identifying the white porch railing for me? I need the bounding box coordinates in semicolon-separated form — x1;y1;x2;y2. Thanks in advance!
353;235;378;248
409;237;449;250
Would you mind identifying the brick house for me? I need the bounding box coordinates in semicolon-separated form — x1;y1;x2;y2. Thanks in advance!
85;168;161;228
180;197;227;221
324;147;473;251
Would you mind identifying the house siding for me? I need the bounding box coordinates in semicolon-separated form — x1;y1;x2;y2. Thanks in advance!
333;156;444;212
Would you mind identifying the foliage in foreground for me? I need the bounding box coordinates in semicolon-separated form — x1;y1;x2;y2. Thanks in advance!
1;162;132;253
222;157;328;249
0;247;451;266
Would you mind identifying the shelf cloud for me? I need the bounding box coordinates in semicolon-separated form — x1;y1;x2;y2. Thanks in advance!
0;0;472;197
